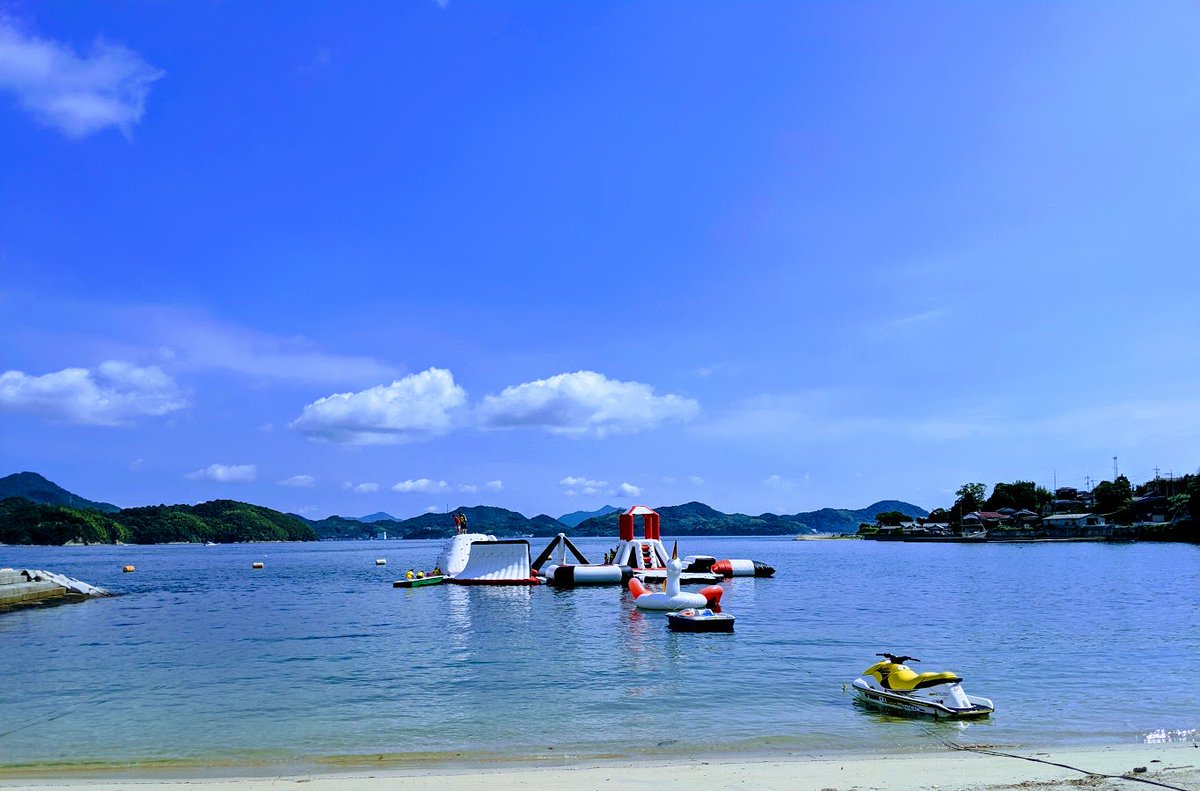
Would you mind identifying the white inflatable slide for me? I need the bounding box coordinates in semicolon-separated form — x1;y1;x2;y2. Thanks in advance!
440;535;539;585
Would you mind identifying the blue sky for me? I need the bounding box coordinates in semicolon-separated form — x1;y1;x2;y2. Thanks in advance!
2;2;1199;520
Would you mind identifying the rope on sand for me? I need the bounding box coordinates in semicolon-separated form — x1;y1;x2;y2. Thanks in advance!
919;725;1193;791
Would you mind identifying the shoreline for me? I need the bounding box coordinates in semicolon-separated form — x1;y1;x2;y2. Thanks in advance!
1;742;1197;790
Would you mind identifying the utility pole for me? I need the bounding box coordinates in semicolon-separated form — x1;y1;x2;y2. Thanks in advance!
1113;456;1119;481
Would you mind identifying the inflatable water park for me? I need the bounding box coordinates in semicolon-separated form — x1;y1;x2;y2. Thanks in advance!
393;505;997;716
389;504;776;634
406;504;775;589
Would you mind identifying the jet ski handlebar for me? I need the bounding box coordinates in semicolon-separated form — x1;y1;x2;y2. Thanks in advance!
877;652;920;664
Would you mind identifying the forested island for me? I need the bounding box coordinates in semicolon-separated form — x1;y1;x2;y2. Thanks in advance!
0;496;317;545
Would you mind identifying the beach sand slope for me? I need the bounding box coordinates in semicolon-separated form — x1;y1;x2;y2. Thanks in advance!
3;744;1198;791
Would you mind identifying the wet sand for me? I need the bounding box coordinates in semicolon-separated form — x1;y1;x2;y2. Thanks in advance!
3;742;1197;791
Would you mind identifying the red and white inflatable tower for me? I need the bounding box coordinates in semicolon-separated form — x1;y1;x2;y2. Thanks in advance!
611;505;670;572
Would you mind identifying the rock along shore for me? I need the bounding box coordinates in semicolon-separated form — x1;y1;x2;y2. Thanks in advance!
0;568;110;612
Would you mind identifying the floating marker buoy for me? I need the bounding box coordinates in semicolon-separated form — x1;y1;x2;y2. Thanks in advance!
375;559;387;566
122;565;135;573
251;562;264;569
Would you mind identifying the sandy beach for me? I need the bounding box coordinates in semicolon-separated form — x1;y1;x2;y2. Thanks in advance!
3;743;1197;791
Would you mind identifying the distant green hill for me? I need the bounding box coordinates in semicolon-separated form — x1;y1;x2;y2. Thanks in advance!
0;471;926;545
304;514;385;540
351;511;400;523
531;513;569;533
0;471;119;513
305;500;928;541
572;500;929;537
0;496;317;545
305;506;568;540
557;504;620;528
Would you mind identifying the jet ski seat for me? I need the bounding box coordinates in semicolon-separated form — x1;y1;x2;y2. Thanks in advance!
878;664;963;691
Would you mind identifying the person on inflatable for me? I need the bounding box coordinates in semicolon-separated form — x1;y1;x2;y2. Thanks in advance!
405;569;415;580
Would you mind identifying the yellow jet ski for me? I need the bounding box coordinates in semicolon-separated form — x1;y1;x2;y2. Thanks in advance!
852;653;994;719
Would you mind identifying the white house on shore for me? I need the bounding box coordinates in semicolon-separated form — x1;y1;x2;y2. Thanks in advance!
1042;513;1109;537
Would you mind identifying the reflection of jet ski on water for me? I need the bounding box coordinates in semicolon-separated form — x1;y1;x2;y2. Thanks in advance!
852;653;994;719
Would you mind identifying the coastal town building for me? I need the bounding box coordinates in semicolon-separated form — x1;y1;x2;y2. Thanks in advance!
1042;513;1110;538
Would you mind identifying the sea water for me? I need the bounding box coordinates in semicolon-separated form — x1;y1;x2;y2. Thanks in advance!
0;538;1196;768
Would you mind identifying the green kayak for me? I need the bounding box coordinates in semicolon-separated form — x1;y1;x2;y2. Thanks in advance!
393;575;445;588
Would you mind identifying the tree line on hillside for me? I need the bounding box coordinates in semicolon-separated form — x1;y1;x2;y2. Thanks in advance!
872;473;1199;531
303;500;930;541
569;500;928;537
0;497;317;546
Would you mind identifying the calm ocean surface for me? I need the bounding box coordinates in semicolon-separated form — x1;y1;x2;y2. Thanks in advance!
1;537;1197;769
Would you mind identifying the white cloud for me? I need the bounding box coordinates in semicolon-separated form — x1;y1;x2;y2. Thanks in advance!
279;474;316;488
690;476;704;485
457;483;478;493
870;308;954;341
764;474;809;490
186;463;257;483
291;368;467;445
617;482;642;497
349;482;379;494
476;371;699;437
424;505;440;513
392;478;448;493
0;360;186;426
559;475;609;497
0;19;163;138
694;363;744;379
484;480;503;492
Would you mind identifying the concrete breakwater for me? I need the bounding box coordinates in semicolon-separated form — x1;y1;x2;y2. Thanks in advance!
0;568;110;611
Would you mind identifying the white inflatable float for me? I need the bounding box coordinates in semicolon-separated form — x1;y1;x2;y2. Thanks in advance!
534;533;632;587
628;543;724;611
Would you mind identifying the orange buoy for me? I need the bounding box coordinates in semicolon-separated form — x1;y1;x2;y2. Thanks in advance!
251;562;264;569
122;565;135;573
